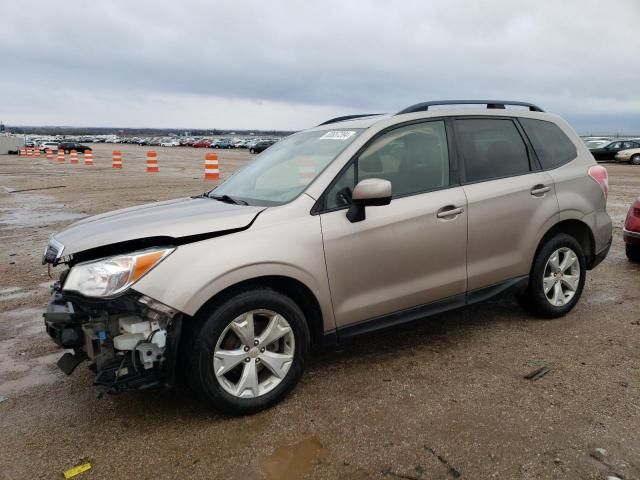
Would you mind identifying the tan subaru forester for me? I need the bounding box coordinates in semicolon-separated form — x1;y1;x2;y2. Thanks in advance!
43;100;612;414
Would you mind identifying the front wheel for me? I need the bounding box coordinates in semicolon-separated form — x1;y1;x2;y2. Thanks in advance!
519;234;586;318
630;154;640;166
627;244;640;262
189;288;310;415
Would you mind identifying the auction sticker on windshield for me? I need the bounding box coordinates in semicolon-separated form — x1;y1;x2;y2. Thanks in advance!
320;131;356;140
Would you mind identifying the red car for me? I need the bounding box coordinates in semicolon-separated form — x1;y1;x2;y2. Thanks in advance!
624;196;640;262
192;140;211;148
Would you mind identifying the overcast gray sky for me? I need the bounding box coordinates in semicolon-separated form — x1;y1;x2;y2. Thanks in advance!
1;0;639;132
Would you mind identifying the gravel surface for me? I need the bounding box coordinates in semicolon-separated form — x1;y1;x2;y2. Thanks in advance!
0;145;638;479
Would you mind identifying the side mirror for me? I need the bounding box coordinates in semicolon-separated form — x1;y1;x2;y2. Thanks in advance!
346;178;392;223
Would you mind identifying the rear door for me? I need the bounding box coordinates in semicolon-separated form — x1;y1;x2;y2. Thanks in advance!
454;117;558;291
319;119;468;328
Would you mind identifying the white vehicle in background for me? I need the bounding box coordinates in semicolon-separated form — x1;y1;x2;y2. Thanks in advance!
40;141;60;151
160;140;180;147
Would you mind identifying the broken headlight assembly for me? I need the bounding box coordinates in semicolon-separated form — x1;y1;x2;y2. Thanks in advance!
63;247;174;297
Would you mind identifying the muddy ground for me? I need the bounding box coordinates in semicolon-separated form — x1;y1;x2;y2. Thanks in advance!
0;144;638;479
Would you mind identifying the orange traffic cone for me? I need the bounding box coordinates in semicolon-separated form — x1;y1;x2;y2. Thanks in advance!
146;151;159;173
26;147;33;157
34;147;41;157
70;149;78;164
112;150;122;169
19;147;26;157
84;150;93;165
57;149;65;163
204;153;219;180
46;149;54;160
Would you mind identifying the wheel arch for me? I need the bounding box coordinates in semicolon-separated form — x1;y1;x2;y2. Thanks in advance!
183;275;326;356
533;219;596;270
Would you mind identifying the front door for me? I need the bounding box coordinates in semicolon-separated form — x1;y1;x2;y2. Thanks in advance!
319;120;468;328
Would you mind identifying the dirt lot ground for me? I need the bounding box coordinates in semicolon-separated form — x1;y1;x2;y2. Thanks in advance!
0;144;638;479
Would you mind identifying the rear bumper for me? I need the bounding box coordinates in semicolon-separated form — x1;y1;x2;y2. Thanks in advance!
623;228;640;247
590;236;612;269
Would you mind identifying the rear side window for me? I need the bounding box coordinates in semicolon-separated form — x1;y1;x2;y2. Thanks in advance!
456;118;530;183
520;118;577;169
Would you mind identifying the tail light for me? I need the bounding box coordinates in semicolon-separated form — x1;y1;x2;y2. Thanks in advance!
588;165;609;201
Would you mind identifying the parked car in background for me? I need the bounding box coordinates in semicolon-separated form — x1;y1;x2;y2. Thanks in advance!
614;147;640;165
192;140;211;148
213;139;234;149
40;141;60;151
59;142;91;153
160;140;180;147
589;140;640;161
624;197;640;262
42;99;611;415
249;140;275;153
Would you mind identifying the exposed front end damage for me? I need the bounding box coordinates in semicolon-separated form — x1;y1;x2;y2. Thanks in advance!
44;273;184;394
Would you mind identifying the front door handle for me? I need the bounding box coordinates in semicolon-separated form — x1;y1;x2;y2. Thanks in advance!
436;205;464;219
530;184;551;196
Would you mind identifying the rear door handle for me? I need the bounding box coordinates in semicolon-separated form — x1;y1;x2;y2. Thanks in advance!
436;206;464;219
530;184;551;196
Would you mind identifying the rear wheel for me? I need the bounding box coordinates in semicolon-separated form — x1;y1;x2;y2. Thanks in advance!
189;289;309;415
630;154;640;166
626;244;640;262
520;234;586;318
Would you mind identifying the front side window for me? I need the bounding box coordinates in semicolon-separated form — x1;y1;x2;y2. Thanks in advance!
520;118;577;169
211;129;363;205
456;118;530;183
325;121;450;209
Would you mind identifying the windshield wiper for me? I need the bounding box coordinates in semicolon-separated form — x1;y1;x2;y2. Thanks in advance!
210;194;248;206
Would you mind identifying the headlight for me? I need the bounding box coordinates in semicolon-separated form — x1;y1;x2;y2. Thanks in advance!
63;247;174;297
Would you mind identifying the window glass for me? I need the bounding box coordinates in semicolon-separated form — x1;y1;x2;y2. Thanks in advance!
520;118;577;169
457;119;530;182
323;121;450;209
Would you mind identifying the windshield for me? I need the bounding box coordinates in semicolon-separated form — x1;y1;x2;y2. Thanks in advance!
210;129;363;205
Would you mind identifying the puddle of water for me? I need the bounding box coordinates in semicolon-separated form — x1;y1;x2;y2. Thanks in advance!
259;437;326;480
0;192;85;228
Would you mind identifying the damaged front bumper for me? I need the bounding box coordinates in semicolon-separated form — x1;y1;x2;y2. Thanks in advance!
44;283;183;394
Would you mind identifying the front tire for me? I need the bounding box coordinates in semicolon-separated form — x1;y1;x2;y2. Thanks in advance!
630;154;640;166
189;288;310;415
626;244;640;262
520;234;586;318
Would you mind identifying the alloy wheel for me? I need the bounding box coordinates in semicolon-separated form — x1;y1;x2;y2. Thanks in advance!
542;247;580;306
213;309;295;398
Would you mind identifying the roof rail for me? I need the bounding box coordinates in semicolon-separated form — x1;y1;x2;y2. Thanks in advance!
318;114;383;126
396;100;544;115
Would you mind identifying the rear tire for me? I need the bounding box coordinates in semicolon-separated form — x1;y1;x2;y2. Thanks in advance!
189;288;309;415
520;234;586;319
626;244;640;262
630;154;640;166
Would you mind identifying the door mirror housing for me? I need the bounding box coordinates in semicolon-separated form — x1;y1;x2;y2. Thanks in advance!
347;178;392;223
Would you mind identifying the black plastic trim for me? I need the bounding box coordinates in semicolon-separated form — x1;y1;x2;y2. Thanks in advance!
318;114;384;126
333;275;529;340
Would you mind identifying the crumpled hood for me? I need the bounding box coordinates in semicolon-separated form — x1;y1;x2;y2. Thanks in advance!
52;197;265;257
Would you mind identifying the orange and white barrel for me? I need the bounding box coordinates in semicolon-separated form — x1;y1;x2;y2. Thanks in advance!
112;150;122;169
70;149;78;164
46;149;54;160
204;153;219;180
84;150;93;165
57;149;65;163
26;147;33;157
34;147;41;157
19;147;26;157
146;151;159;173
298;158;316;183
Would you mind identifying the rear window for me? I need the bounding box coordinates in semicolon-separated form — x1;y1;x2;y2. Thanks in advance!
520;118;577;169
